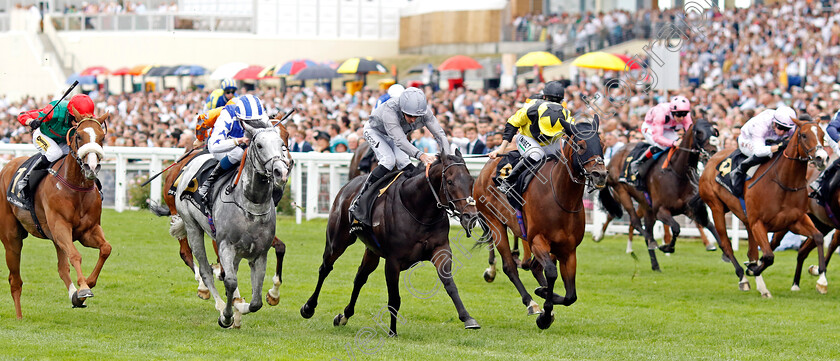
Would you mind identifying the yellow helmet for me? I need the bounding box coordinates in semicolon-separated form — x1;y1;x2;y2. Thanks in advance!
536;102;570;138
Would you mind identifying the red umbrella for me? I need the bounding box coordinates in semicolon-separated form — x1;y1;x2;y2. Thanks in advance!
612;54;642;70
232;65;266;80
111;67;131;76
80;66;110;76
437;55;483;71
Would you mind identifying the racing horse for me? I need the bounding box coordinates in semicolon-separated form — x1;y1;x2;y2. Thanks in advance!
300;150;481;335
348;141;376;179
593;208;717;254
698;118;828;297
151;121;291;305
598;118;721;271
0;112;110;318
473;115;607;329
173;119;292;328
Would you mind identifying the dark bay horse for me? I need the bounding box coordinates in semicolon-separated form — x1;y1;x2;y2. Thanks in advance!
593;207;716;253
300;150;481;335
598;118;721;271
348;141;376;179
0;113;110;318
473;115;607;329
698;118;828;297
151;122;291;304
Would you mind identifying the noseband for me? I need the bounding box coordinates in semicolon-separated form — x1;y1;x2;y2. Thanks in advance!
66;117;105;172
557;133;605;189
425;161;475;218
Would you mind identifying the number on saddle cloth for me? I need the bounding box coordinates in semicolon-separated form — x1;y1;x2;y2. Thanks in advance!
6;155;54;210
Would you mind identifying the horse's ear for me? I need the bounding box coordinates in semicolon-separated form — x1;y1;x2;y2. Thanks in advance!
72;108;81;123
241;120;256;137
593;114;600;130
455;148;462;158
98;112;109;133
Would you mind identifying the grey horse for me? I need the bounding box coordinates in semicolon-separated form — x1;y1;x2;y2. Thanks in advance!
173;120;291;328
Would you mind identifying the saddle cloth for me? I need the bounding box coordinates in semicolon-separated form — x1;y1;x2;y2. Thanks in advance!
178;159;237;213
617;143;669;184
6;155;55;211
714;149;760;195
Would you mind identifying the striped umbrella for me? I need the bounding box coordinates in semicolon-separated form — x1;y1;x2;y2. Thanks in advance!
337;57;387;74
276;59;317;76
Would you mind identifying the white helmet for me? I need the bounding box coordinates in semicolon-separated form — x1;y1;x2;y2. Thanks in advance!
388;84;405;98
399;87;427;117
773;106;796;129
232;94;267;121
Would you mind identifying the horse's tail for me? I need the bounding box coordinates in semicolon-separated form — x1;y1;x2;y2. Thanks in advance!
168;215;187;240
688;194;710;227
598;187;624;218
149;202;171;217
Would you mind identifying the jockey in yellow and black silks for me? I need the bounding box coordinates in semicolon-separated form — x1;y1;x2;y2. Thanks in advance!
489;81;573;194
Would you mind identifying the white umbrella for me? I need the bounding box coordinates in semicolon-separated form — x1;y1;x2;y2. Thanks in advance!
209;62;249;80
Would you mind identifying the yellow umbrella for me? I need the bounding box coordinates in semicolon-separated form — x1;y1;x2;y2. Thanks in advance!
571;52;628;71
515;51;562;67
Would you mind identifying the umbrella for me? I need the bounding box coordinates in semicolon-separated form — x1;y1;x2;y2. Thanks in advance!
337;57;387;74
209;62;249;80
322;60;340;70
571;52;628;71
233;65;266;80
111;67;131;76
407;63;434;74
80;66;110;76
438;55;483;72
295;65;341;80
275;59;317;76
612;53;642;70
66;73;97;85
145;66;173;77
128;64;153;76
169;65;206;76
515;51;562;67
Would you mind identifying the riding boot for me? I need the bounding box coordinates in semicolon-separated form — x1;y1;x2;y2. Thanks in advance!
197;164;227;213
635;158;656;191
16;154;50;196
731;155;767;197
810;160;840;200
349;165;388;216
499;156;540;194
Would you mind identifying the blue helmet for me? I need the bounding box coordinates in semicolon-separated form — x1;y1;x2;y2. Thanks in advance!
232;94;267;121
221;78;237;91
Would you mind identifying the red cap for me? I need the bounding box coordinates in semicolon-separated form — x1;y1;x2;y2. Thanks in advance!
68;94;95;118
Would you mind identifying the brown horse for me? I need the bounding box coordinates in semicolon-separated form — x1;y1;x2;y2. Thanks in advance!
473;115;607;329
593;208;716;253
597;118;721;271
348;141;376;179
0;113;110;318
150;122;291;304
698;118;828;297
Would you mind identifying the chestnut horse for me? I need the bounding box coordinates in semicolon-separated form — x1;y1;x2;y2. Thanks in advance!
473;115;607;329
0;113;110;318
150;122;291;304
698;118;828;297
598;118;721;271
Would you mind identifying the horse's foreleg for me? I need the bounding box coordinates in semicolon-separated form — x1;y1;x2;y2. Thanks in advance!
747;221;773;298
431;244;479;329
218;246;239;329
301;220;356;319
51;244;76;303
485;247;497;283
334;249;380;327
384;259;402;336
642;210;661;271
1;227;24;319
530;235;557;330
488;218;538;315
178;237;195;270
593;213;614;243
791;236;816;291
78;226;112;289
244;253;268;317
49;220;93;305
266;236;286;306
707;199;745;285
212;239;224;280
656;208;679;254
790;216;828;294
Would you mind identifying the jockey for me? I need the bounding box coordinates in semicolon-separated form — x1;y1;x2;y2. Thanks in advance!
375;84;405;109
349;87;450;216
204;78;238;111
729;106;797;197
629;95;693;189
195;97;237;143
809;109;840;199
196;94;267;211
489;81;572;194
15;94;95;192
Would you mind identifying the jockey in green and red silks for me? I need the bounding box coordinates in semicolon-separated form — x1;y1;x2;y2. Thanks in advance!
15;94;95;190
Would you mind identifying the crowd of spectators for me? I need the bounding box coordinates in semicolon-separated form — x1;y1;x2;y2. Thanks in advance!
3;1;840;163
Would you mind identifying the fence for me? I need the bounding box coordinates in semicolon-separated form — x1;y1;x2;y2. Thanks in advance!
0;145;748;249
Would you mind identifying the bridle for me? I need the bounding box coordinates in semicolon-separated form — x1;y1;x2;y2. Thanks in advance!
556;132;605;189
425;160;476;219
66;117;105;174
247;128;292;179
783;122;824;165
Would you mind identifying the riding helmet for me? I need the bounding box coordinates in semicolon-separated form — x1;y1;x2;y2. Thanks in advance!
399;87;427;117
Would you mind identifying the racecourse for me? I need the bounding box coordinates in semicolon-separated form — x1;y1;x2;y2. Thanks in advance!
0;209;839;360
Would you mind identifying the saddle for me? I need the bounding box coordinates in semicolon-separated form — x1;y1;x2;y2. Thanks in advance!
714;149;752;195
178;159;237;215
167;148;210;197
351;165;420;229
618;143;666;185
6;155;54;211
492;151;548;211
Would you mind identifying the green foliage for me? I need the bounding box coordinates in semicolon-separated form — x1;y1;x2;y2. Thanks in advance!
276;181;294;216
127;174;151;209
1;210;840;360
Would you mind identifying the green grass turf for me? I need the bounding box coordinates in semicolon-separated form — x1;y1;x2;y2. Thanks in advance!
1;209;839;360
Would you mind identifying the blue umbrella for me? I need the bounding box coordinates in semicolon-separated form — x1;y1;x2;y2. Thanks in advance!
171;65;207;76
66;73;97;85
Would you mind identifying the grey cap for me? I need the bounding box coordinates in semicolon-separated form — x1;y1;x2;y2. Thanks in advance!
399;87;427;117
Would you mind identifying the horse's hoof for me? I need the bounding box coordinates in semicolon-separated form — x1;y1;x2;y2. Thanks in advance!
592;235;603;243
483;269;495;283
300;303;315;319
658;245;675;253
791;284;801;292
760;291;772;299
652;266;662;273
520;258;532;271
197;289;210;300
535;311;555;329
706;244;717;251
745;268;755;277
739;281;751;291
71;291;87;308
333;314;348;327
77;289;94;299
721;254;731;263
266;293;279;306
464;318;481;329
218;315;234;329
526;301;542;316
816;283;828;295
808;265;820;277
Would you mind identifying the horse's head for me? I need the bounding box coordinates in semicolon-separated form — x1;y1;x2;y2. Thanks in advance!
560;114;607;188
69;110;108;180
790;118;828;171
431;149;478;236
242;119;292;184
690;118;720;163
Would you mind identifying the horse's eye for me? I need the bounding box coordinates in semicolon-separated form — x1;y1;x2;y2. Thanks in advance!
257;143;263;149
447;180;453;185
